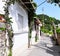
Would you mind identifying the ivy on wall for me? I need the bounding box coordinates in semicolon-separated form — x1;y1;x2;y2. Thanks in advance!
3;0;14;56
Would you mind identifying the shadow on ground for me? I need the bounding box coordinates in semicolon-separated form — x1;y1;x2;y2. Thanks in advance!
31;36;60;56
20;36;60;56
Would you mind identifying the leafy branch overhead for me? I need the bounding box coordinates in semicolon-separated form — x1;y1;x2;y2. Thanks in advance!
47;0;60;6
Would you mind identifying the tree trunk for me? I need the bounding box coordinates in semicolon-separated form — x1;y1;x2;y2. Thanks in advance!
52;22;59;45
52;22;57;39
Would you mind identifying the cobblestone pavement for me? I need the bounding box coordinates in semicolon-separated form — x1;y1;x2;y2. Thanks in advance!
19;36;60;56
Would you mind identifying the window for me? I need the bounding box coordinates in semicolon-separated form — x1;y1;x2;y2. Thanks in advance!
17;14;23;32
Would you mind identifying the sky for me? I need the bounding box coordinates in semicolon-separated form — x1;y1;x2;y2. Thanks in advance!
33;0;60;20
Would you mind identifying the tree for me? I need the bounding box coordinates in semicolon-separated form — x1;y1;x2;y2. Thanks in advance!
37;14;60;37
47;0;60;6
47;0;60;44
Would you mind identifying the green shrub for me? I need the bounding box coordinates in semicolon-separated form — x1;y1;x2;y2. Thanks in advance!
49;31;53;34
56;28;60;34
41;28;49;33
8;49;12;56
41;27;53;35
35;34;39;42
0;27;6;31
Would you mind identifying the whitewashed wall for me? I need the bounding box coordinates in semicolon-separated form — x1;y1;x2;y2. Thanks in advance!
0;0;5;14
9;2;29;56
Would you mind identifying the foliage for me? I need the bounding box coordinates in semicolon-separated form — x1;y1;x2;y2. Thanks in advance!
37;14;60;25
3;0;14;56
37;14;60;36
32;2;37;9
49;31;52;34
35;34;38;42
0;14;5;17
41;27;53;35
44;24;52;31
41;27;49;33
8;49;12;56
47;0;60;7
0;28;6;31
37;14;60;31
56;28;60;34
5;17;13;24
47;0;60;3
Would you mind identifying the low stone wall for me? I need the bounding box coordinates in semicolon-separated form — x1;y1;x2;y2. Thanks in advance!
0;31;7;56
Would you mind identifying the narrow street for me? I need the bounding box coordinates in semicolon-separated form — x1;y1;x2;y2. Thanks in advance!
19;36;60;56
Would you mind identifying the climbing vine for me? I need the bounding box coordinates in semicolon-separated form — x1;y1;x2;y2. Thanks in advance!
3;0;15;56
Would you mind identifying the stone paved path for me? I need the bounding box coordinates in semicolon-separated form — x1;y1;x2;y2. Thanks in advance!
19;36;60;56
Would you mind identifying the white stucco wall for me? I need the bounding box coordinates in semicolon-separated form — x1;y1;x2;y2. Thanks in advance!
0;0;5;14
9;2;28;33
9;2;29;56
